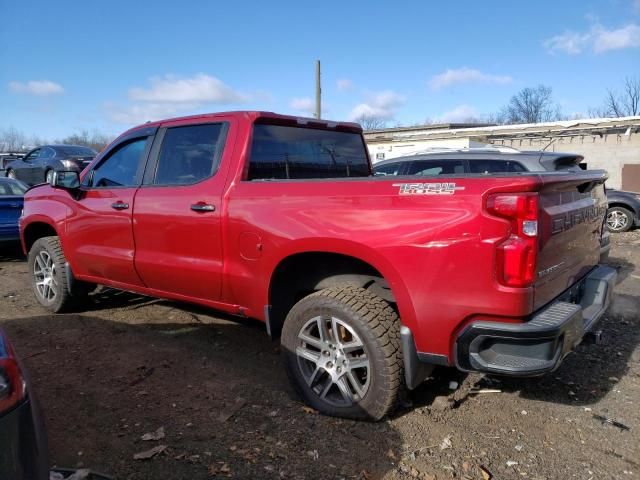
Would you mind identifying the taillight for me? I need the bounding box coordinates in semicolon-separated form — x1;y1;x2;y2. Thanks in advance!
486;193;539;287
0;331;26;414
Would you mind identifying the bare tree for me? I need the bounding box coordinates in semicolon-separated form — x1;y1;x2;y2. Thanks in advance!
355;114;387;130
497;85;563;124
590;77;640;118
58;129;113;151
0;127;28;152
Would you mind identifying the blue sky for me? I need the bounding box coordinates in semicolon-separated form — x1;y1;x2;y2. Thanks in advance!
1;0;639;139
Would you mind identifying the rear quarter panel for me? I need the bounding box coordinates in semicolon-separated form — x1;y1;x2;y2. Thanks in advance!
226;175;544;357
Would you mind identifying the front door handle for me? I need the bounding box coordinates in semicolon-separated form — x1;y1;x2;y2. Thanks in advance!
111;202;129;210
191;203;215;212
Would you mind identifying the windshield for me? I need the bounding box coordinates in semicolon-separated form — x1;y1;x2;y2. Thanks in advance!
58;146;97;156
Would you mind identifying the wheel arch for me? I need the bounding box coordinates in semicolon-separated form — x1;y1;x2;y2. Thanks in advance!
266;244;415;338
22;220;58;253
608;202;638;217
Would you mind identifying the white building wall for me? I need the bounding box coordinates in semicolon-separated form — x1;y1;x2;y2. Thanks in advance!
491;133;640;189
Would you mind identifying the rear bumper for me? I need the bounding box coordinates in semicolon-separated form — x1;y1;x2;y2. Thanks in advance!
454;265;616;376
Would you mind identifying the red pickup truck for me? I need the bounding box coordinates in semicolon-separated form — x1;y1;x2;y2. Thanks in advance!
19;111;616;420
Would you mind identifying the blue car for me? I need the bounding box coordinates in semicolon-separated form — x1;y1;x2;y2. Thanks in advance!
0;178;27;243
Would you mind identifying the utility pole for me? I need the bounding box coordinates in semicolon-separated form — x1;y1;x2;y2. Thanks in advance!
315;60;321;119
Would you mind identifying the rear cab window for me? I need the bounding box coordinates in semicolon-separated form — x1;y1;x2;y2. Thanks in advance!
247;124;370;180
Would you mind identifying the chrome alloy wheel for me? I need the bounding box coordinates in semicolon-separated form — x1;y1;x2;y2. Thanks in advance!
607;210;629;232
295;315;370;407
45;170;54;183
33;251;58;302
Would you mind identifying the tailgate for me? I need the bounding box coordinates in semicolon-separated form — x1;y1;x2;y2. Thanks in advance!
534;171;608;309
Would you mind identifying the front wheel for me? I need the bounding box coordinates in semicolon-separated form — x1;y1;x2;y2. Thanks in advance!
45;169;54;183
281;285;403;420
6;169;16;179
606;206;634;233
28;236;93;313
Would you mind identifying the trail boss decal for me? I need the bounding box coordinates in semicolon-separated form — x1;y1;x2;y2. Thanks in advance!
393;182;464;195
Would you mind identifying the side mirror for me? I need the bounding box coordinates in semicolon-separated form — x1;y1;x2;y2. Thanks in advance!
50;170;80;189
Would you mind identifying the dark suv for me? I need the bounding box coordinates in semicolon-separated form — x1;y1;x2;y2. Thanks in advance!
372;147;585;176
373;148;637;233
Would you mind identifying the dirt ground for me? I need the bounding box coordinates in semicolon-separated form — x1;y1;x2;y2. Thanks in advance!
0;232;638;480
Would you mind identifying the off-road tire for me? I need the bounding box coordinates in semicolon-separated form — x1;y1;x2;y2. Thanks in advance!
281;285;403;421
28;236;93;313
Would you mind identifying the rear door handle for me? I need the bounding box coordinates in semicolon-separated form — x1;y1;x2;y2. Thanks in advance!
111;202;129;210
191;203;215;212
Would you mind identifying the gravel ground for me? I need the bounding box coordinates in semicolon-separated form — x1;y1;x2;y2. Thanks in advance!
0;231;638;480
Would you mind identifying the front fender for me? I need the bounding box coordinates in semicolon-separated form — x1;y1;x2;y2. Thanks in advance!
20;187;70;255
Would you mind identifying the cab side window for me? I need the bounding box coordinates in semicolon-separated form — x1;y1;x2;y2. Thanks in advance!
153;123;227;186
90;138;148;188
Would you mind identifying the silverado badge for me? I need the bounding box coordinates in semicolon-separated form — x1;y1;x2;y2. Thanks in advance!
393;182;464;195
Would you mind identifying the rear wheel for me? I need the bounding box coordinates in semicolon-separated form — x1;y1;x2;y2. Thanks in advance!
281;285;403;420
45;169;54;183
606;206;634;233
6;169;16;179
28;236;93;313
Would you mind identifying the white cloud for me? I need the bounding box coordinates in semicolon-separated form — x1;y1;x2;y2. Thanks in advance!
336;79;354;92
8;80;64;96
543;31;591;54
105;102;197;125
348;90;405;121
594;24;640;52
429;68;512;91
289;97;315;115
128;74;247;104
107;74;251;125
544;23;640;54
437;105;480;123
